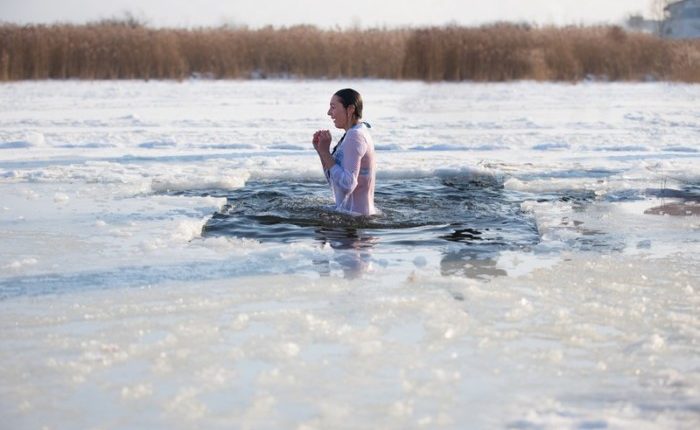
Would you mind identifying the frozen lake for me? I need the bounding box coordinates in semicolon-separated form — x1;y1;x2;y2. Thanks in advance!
1;80;699;428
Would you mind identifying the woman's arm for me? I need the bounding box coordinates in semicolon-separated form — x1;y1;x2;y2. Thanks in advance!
313;130;336;171
328;131;367;193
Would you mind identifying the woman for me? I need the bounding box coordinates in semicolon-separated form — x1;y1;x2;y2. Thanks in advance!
312;88;377;216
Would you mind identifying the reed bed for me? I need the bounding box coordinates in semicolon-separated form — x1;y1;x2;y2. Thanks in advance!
1;22;699;82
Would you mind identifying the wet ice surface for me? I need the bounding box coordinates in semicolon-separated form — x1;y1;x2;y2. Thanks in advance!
1;80;699;429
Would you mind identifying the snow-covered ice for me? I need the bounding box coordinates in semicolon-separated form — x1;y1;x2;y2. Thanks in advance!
0;80;698;429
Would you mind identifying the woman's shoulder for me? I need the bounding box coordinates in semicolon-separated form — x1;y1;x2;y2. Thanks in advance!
344;126;373;155
346;123;371;140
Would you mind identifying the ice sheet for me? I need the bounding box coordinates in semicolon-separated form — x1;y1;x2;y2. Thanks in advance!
1;80;699;428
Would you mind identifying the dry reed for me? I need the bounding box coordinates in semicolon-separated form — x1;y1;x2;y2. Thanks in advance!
1;22;699;82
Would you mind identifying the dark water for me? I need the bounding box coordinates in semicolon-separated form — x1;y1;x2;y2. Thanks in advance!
174;176;677;278
202;178;541;254
169;174;682;280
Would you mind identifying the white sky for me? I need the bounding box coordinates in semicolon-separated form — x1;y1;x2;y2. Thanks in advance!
0;0;659;28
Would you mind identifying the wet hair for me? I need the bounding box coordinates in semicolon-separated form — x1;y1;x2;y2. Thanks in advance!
334;88;363;120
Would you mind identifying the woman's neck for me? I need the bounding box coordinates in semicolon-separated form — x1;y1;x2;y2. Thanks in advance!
344;119;360;131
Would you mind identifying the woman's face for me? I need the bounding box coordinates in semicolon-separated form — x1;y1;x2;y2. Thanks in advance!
327;95;352;130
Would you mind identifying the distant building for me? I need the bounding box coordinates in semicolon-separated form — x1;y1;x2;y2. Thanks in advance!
626;14;662;34
661;0;700;38
625;1;700;38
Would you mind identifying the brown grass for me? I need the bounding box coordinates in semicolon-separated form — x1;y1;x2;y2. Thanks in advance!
1;22;699;82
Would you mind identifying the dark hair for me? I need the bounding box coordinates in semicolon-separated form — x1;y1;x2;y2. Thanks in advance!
334;88;363;120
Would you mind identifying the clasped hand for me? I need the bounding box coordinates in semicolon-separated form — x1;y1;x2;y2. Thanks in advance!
312;130;332;154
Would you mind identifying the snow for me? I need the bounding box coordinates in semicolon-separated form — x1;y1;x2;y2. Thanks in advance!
0;79;699;429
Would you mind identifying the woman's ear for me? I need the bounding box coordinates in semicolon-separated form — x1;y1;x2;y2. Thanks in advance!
347;105;356;118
